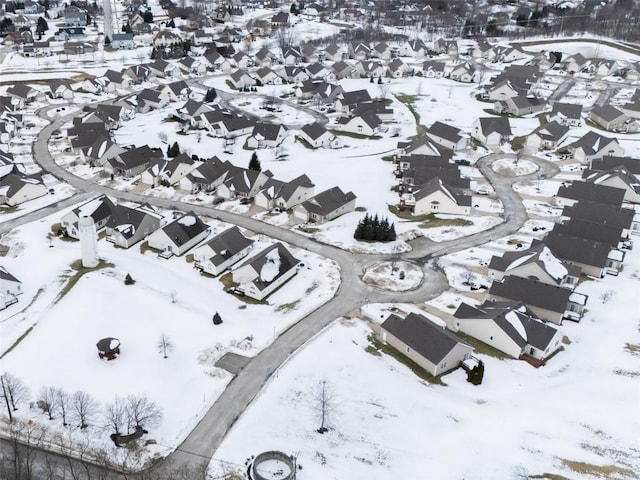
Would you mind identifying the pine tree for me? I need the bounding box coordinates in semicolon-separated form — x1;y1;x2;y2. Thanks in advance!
143;9;153;23
386;223;396;241
354;215;366;240
205;88;217;102
212;312;223;325
167;141;180;157
248;152;261;171
370;75;374;83
377;76;383;84
36;16;48;34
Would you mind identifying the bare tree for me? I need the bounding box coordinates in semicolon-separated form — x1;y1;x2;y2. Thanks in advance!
71;390;101;429
459;270;477;287
169;289;178;303
157;333;174;359
55;388;71;426
37;386;59;421
125;394;163;432
158;131;169;144
104;395;127;435
0;372;30;414
4;419;46;480
312;379;336;434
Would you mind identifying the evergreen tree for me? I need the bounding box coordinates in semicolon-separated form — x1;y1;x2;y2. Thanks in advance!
212;312;223;325
122;22;132;34
248;152;261;171
167;141;180;157
142;9;154;23
370;75;374;83
377;76;383;84
205;88;217;102
167;18;175;28
290;2;299;14
386;223;396;241
36;16;48;34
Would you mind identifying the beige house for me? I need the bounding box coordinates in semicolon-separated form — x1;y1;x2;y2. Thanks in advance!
405;177;471;216
378;312;474;377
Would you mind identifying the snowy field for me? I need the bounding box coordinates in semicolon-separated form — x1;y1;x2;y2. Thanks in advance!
0;204;340;456
211;244;640;479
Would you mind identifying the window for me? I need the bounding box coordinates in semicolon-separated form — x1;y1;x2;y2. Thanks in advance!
406;346;411;353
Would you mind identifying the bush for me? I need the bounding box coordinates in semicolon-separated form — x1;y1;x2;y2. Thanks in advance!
212;312;223;325
124;274;135;285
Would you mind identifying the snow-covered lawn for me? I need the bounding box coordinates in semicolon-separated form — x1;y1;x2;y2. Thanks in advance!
0;206;340;457
362;261;423;292
491;158;539;176
210;245;640;479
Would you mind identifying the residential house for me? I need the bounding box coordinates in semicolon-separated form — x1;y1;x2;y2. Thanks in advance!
160;81;191;102
60;195;116;239
111;33;134;49
104;145;164;178
555;181;625;208
105;203;163;248
590;156;640;177
334;111;381;136
293;186;357;223
453;301;563;362
331;61;357;80
404;176;471;216
177;56;207;75
6;84;44;104
560;200;637;238
449;62;475;82
305;63;331;82
494;96;545;116
147;212;210;256
433;38;458;57
216;166;272;200
64;6;87;26
192;226;255;276
488;275;588;324
378;312;473;377
298;122;342;149
425;121;467;151
282;66;309;84
553;219;625;250
232;51;254;70
349;41;371;60
271;11;290;28
232;243;299;300
134;88;169;113
568;132;624;163
179;157;232;193
148;59;177;78
254;67;283;85
589;105;637;133
0;267;22;310
526;121;570;151
549;102;582;127
387;59;413;78
334;89;373;114
396;135;453;159
140;154;202;187
63;41;96;55
247;123;288;149
323;43;346;62
47;79;74;100
472;117;513;147
152;30;182;48
254;174;315;210
229;69;256;89
400;39;427;59
281;46;303;66
487;80;521;102
422;61;445;78
0;172;47;207
77;136;125;166
563;53;588;73
487;243;580;289
582;166;640;203
371;41;394;60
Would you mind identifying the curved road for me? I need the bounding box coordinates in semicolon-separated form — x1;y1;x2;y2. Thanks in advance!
1;97;560;478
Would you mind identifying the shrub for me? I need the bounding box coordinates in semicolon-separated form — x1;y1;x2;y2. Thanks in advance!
212;312;223;325
124;274;135;285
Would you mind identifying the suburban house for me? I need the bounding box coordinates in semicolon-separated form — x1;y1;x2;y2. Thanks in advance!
589;105;638;133
534;232;624;278
568;132;624;163
293;186;357;224
526;121;570;151
552;218;625;251
179;157;233;193
549;102;583;127
231;243;300;300
323;43;346;62
111;33;135;49
590;156;640;177
401;39;427;59
47;79;74;100
64;6;88;26
453;301;563;363
104;203;163;248
334;111;381;137
334;89;373;114
146;212;210;257
563;53;588;73
229;69;256;89
433;38;459;57
0;172;48;207
246;123;288;149
555;181;625;208
449;62;476;83
422;61;445;78
0;267;22;310
254;174;315;210
403;176;471;216
77;136;125;166
488;275;588;324
494;96;545;116
160;81;191;102
582;166;640;203
377;312;474;377
487;243;580;290
560;200;637;238
104;145;164;178
61;195;116;239
216;166;272;200
140;154;202;187
354;60;386;79
298;122;342;149
425;121;468;151
254;67;283;85
472;117;513;147
152;30;183;48
396;135;453;159
192;226;255;276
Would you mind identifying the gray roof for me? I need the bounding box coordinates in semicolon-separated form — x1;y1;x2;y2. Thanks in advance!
531;121;569;142
590;156;640;174
488;243;570;283
301;122;328;140
478;116;512;136
413;176;471;207
161;212;209;247
427;121;464;144
536;231;612;269
301;186;356;216
454;301;559;351
105;204;160;240
0;266;20;283
556;181;625;207
201;226;254;267
550;102;582;120
570;131;619;155
489;275;572;314
582;166;640;193
251;122;286;141
244;243;299;292
562;200;635;230
591;104;626;122
553;219;623;248
381;312;470;365
71;195;116;225
338;89;372;106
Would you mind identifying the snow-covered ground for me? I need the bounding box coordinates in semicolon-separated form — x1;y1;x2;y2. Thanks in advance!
210;244;640;479
0;204;340;457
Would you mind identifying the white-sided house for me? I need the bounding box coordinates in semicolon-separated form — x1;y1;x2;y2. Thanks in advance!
246;123;288;149
298;122;342;149
378;312;474;377
526;121;570;151
293;186;356;224
231;243;300;301
583;167;640;204
569;132;624;164
104;204;163;248
449;62;476;83
146;212;210;256
0;173;48;207
487;244;580;290
549;102;582;127
471;117;513;147
0;267;22;310
60;195;117;239
140;154;202;187
425;121;468;151
192;226;255;276
254;174;315;210
333;111;381;137
453;301;564;362
407;177;471;216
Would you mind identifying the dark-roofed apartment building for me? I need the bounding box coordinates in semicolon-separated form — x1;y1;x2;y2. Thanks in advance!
293;186;357;223
488;275;588;324
377;312;473;376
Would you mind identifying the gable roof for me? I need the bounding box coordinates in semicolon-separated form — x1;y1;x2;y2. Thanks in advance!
241;243;299;292
427;121;464;144
550;102;582;120
105;204;161;239
530;121;569;142
301;186;356;216
570;131;620;156
160;212;209;247
590;156;640;175
561;200;635;230
381;312;470;365
536;231;612;269
477;116;512;136
300;122;329;140
556;181;625;207
553;218;623;248
200;226;254;267
489;276;572;314
414;176;471;207
488;243;569;283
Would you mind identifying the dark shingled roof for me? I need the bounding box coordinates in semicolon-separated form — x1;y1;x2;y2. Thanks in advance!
161;212;209;247
300;186;356;216
200;226;254;267
561;200;635;230
556;181;625;207
244;243;299;292
381;312;470;365
489;276;572;314
590;156;640;175
534;231;612;269
553;219;623;248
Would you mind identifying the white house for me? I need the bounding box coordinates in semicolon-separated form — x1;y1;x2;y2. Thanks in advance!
293;186;356;224
405;177;471;216
192;226;254;276
0;267;22;310
298;123;342;149
0;173;48;207
146;212;210;256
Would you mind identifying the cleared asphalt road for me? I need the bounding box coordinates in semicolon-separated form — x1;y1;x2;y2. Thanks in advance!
0;102;561;478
